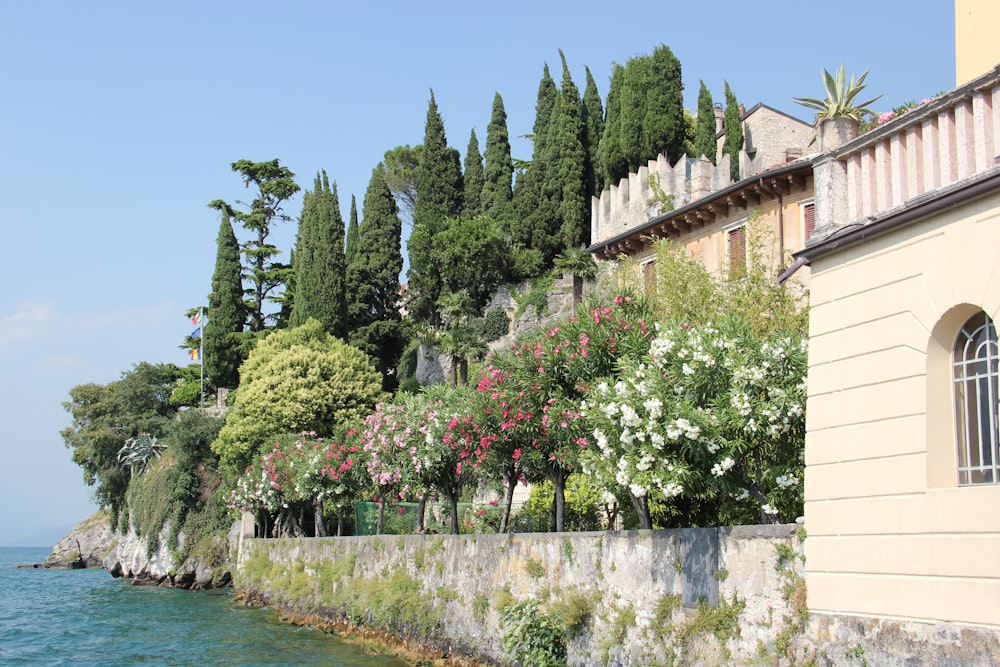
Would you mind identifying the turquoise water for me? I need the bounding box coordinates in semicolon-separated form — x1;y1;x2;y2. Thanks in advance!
0;547;407;666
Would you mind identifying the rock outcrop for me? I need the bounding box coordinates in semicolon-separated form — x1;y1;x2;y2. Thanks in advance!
41;509;232;589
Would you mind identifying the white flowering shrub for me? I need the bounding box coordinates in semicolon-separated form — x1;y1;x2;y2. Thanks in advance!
581;315;807;524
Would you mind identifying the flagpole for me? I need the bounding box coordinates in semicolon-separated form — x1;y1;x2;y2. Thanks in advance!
199;306;205;406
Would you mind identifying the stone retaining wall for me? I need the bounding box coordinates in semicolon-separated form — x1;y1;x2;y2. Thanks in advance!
235;525;812;665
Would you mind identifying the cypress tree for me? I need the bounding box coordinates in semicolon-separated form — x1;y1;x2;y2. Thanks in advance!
619;54;649;171
347;168;405;390
462;128;484;218
641;44;685;164
511;63;559;263
723;80;744;180
598;63;627;188
345;194;359;268
581;65;605;196
695;80;717;163
481;92;514;226
408;91;463;324
545;50;588;249
291;171;347;337
204;208;246;390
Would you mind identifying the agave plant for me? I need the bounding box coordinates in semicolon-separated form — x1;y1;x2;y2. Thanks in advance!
794;64;883;122
118;433;166;476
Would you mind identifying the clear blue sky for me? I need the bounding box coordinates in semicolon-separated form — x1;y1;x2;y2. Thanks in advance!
0;0;958;546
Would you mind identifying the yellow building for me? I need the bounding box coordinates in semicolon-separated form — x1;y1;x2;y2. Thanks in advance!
791;63;1000;648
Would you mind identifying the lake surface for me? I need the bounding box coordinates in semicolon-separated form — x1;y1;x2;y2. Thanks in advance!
0;547;407;666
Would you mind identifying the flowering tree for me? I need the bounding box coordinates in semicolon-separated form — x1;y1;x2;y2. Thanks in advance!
227;432;364;537
480;291;655;531
582;315;807;526
359;401;421;534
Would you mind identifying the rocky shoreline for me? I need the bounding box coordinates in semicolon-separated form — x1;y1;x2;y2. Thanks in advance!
20;509;233;589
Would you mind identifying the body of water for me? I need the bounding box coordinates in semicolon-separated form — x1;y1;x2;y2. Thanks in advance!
0;547;408;667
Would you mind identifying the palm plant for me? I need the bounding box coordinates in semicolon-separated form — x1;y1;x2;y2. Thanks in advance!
794;64;882;122
553;246;599;307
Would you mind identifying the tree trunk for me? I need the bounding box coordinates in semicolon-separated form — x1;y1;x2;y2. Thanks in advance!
376;500;385;535
450;356;459;386
499;472;518;534
552;473;568;532
449;492;461;535
573;275;583;308
336;505;344;537
417;493;427;532
630;492;652;530
459;358;469;386
313;498;327;537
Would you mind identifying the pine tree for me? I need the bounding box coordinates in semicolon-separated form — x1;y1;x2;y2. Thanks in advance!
291;171;347;337
481;92;514;226
641;44;685;164
408;91;463;324
581;66;605;196
204;208;246;390
723;80;744;181
545;50;588;249
598;63;627;188
695;80;717;163
345;194;359;268
347;168;405;390
210;159;300;331
462;128;484;218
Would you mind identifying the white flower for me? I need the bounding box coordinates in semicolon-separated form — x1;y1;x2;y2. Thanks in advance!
650;432;665;450
629;483;648;498
682;363;695;376
761;503;780;516
643;397;663;420
660;482;684;498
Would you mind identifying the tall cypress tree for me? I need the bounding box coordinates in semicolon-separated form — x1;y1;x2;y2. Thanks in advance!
581;65;605;196
598;63;627;188
511;64;559;261
408;91;463;325
347;168;405;390
694;81;717;163
619;54;649;172
291;171;347;337
544;50;588;250
462;128;484;218
204;209;246;390
723;80;744;180
345;194;359;268
481;92;514;227
641;44;685;164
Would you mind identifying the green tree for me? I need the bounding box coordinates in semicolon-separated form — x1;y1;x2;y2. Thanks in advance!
346;167;406;391
695;80;717;163
62;362;182;524
641;44;685;164
581;65;605;197
210;159;300;332
598;63;627;188
291;171;347;337
381;144;421;228
204;208;245;391
408;92;463;325
511;64;559;263
481;92;514;230
345;194;359;267
462;129;485;218
435;215;503;313
545;50;589;249
723;81;744;180
212;320;384;474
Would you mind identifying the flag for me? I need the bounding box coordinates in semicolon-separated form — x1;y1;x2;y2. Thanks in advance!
191;312;202;326
191;326;202;339
190;347;201;361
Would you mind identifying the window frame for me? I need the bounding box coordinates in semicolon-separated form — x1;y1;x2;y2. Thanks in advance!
952;311;1000;485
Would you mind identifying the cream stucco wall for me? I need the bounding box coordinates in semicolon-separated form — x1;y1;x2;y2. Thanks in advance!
803;190;1000;627
956;0;1000;86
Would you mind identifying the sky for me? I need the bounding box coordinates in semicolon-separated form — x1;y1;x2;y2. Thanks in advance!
0;0;959;546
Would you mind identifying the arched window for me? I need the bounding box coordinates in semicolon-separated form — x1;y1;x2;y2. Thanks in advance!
953;311;999;485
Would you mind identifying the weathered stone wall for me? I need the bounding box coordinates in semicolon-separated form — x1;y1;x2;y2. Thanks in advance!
234;525;814;666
